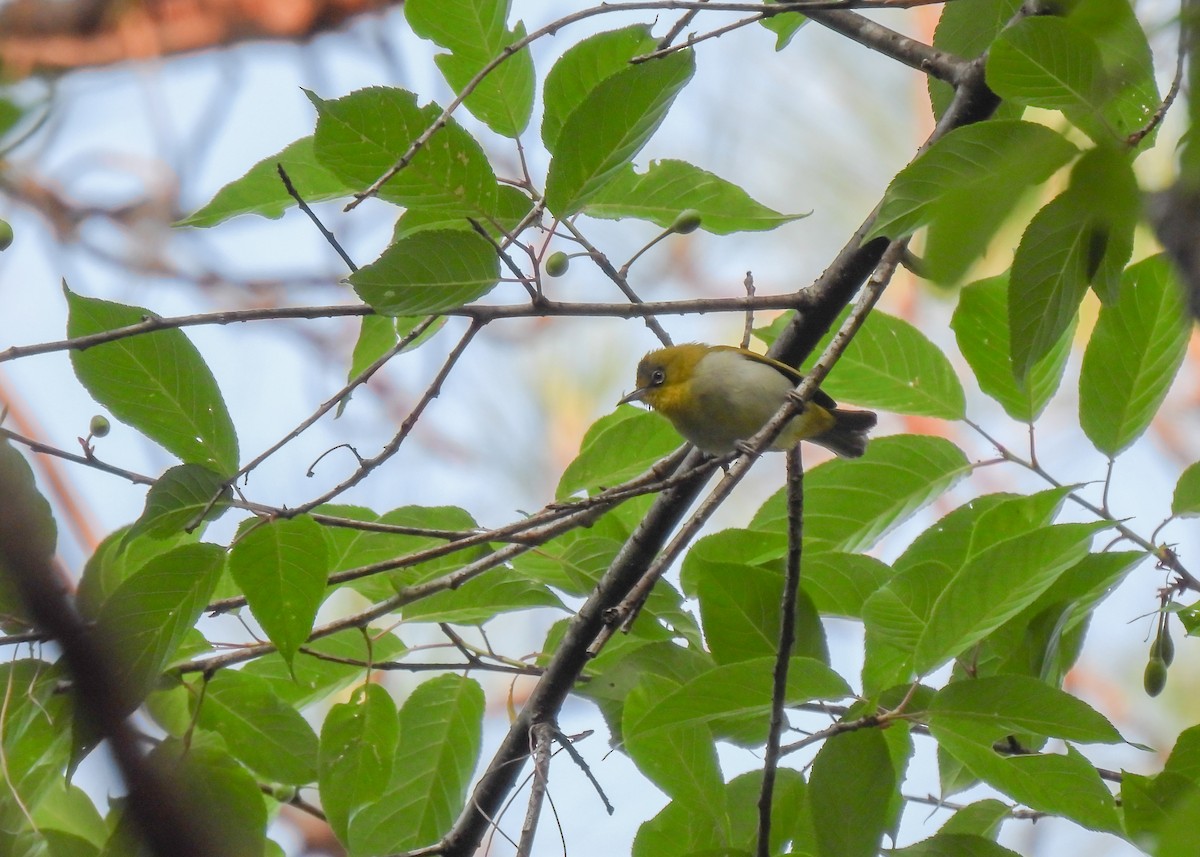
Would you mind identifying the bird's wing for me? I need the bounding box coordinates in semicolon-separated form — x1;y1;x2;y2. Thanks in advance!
714;346;840;410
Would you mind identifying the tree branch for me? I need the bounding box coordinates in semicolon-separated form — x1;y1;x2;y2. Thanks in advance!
757;444;804;857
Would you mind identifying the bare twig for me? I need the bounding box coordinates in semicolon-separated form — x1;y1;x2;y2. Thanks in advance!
741;271;756;349
276;164;358;272
515;722;554;857
757;443;803;857
559;219;673;347
964;418;1200;592
551;728;614;815
1;293;839;364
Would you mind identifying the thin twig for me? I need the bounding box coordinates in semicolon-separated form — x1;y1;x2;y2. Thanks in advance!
964;418;1200;592
657;0;707;49
559;219;673;346
551;727;614;814
1126;16;1186;149
276;164;358;272
1;293;835;363
287;320;483;515
516;722;554;857
757;443;803;857
741;271;756;349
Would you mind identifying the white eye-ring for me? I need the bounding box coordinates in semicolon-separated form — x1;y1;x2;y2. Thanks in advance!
651;368;665;385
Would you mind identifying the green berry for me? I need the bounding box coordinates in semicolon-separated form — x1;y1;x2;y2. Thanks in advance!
1144;656;1167;697
671;209;703;234
270;784;298;803
1159;624;1176;666
0;219;13;251
89;415;111;437
545;251;570;277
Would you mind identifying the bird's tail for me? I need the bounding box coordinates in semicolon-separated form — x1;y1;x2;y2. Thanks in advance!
811;408;877;458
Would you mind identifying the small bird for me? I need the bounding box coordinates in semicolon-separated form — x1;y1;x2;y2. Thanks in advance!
619;343;876;457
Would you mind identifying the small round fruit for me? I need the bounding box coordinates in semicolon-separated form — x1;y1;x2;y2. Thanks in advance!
671;209;702;234
545;251;570;277
0;219;13;251
89;415;111;437
1159;624;1176;666
1144;656;1167;697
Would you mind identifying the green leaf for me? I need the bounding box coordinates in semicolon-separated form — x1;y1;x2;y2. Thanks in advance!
576;635;713;744
929;0;1022;119
1008;146;1138;379
760;2;807;49
66;287;239;474
794;309;965;418
893;833;1023;857
583;159;808;234
938;799;1011;838
808;728;896;857
931;729;1120;832
393;183;532;241
862;490;1074;688
179;136;350;227
349;229;500;315
1068;0;1160;142
125;464;230;543
309;87;498;214
95;543;225;707
952;274;1074;422
695;564;827;665
622;675;725;812
634;769;810;857
545;50;695;216
751;435;971;554
557;406;682;499
801;551;894;619
406;0;534;137
319;684;399;844
148;736;268;855
987;17;1106;125
971;550;1144;686
193;671;318;787
0;440;57;626
913;523;1104;674
1121;769;1200;851
228;515;330;667
1173;462;1200;518
33;781;107;850
870;521;1103;678
77;526;196;620
541;25;656;151
1163;722;1200;783
627;657;849;745
322;504;486;602
0;660;72;840
348;675;484;854
929;676;1123;744
1079;254;1190;457
402;570;564;624
867;120;1076;283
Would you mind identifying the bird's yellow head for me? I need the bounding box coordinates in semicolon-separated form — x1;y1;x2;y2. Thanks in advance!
617;344;708;412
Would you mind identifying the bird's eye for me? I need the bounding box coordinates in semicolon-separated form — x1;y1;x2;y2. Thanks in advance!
650;368;665;386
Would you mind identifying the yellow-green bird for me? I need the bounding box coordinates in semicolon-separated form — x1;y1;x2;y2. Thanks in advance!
619;343;876;457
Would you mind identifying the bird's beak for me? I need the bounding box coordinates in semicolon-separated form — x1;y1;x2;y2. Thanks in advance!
618;387;648;406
